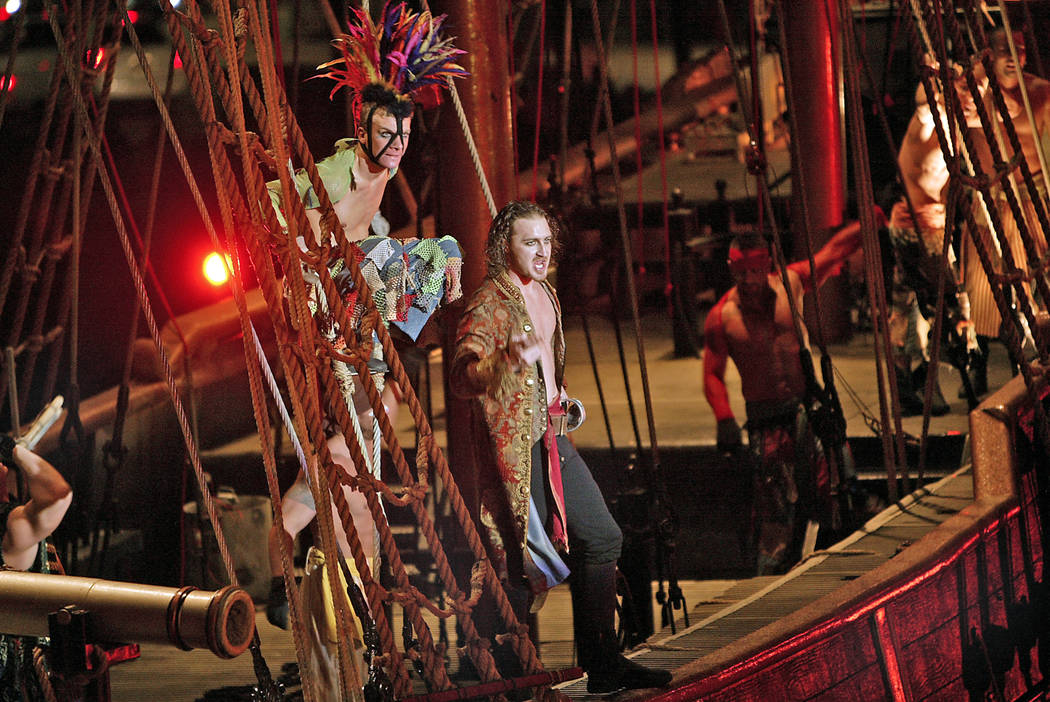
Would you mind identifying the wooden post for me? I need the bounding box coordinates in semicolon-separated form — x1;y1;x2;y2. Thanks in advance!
782;0;850;341
430;0;520;651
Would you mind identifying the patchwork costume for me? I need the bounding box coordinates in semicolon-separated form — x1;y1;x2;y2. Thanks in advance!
267;140;463;448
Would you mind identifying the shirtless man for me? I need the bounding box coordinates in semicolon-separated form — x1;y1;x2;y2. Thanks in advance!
1;437;72;700
270;84;412;248
264;88;413;631
451;201;671;693
886;60;964;413
264;3;466;633
703;222;861;573
959;29;1050;389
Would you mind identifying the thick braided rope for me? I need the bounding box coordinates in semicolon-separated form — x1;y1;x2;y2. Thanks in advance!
253;328;309;471
307;232;543;677
215;2;361;696
322;353;508;683
920;9;1046;384
125;4;315;695
264;84;532;684
317;369;455;689
965;8;1050;303
0;60;60;317
182;55;315;702
202;16;412;684
925;0;1050;448
286;165;533;680
49;1;242;590
181;0;537;687
0;32;79;413
32;646;58;702
47;23;292;702
990;0;1050;191
838;0;911;486
937;1;1046;361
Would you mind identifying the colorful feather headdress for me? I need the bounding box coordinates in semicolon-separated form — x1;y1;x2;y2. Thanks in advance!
316;1;469;124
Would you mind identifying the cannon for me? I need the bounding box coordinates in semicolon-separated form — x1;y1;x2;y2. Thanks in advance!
0;571;255;659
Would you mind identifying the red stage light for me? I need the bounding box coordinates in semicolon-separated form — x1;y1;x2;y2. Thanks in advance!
202;252;232;286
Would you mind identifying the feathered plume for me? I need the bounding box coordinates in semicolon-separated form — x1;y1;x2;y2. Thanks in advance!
316;1;468;122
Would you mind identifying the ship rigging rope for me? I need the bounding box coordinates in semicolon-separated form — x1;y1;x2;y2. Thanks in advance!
157;0;544;694
106;47;181;580
0;16;105;429
586;0;664;478
46;10;288;700
718;0;856;509
415;0;498;216
909;0;1050;453
942;0;1050;361
838;0;950;478
645;0;672;309
529;0;547;201
995;0;1050;185
627;0;673;311
933;0;1050;447
837;0;913;497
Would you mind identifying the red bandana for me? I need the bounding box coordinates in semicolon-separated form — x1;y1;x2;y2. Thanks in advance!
728;248;771;274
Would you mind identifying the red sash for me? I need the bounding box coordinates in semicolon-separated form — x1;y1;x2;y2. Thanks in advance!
544;399;569;553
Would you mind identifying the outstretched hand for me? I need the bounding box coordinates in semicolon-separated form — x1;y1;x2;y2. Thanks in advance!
508;332;543;372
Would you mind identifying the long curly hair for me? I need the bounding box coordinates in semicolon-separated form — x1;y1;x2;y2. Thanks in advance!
485;201;562;279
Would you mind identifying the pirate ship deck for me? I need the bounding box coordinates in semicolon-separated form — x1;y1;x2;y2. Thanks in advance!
3;0;1050;700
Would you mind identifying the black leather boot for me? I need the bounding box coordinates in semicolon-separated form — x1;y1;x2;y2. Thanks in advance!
959;336;990;399
911;362;950;416
894;364;924;417
266;576;289;630
572;562;673;693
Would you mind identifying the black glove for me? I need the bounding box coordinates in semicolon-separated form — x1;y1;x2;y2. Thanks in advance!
0;435;15;464
266;576;289;630
716;418;742;453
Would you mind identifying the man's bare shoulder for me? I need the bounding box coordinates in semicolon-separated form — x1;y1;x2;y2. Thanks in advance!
711;289;742;326
1025;72;1050;102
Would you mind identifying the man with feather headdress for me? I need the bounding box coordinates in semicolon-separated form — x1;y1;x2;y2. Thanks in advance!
264;1;466;656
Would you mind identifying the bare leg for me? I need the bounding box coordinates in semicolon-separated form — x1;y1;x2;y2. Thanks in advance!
327;432;377;568
266;475;318;628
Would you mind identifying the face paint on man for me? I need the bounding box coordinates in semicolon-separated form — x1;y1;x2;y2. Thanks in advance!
358;107;412;170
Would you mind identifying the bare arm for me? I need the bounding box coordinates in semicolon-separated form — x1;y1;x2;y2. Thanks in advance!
702;299;734;422
790;220;863;291
2;445;73;571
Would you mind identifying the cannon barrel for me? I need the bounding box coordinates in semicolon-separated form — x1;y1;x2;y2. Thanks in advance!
0;571;255;659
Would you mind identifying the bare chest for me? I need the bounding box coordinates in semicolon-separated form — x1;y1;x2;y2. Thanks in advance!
332;174;388;241
521;284;556;344
723;291;801;360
